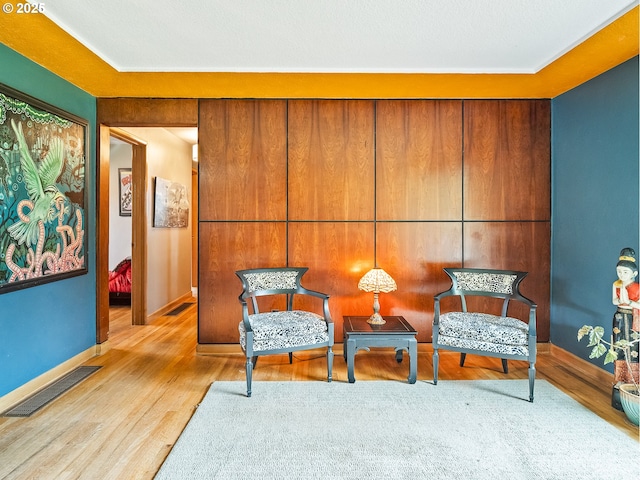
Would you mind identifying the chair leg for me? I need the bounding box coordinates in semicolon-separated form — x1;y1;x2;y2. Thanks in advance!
252;356;258;368
245;357;253;397
528;362;536;402
327;346;334;382
433;348;439;385
459;352;466;367
288;352;293;364
501;359;509;374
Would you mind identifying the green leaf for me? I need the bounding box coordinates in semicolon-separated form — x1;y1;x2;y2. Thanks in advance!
577;325;592;341
604;349;617;364
614;339;631;349
587;326;605;347
589;344;607;359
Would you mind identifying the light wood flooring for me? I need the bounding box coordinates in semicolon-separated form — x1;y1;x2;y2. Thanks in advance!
0;301;638;479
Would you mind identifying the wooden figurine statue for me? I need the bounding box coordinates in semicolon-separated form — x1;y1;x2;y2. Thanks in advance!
611;247;640;409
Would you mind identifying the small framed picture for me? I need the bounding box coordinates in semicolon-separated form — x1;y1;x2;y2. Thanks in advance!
153;177;189;228
119;168;132;216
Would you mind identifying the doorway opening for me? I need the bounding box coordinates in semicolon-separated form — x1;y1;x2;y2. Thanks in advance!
97;127;148;343
97;125;198;343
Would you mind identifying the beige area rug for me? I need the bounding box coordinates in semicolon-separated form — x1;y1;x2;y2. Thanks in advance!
155;380;639;479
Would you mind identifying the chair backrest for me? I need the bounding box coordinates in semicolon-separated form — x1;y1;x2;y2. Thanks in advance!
236;267;309;313
440;267;533;316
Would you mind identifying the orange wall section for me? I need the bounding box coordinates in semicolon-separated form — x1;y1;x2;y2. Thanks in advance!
0;7;637;98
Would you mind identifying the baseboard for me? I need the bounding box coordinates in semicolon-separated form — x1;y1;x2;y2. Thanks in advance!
0;344;98;414
536;342;551;354
196;344;243;355
548;342;613;388
196;342;436;356
147;291;195;322
96;339;111;355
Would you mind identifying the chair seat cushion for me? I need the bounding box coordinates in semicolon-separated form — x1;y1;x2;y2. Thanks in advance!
437;311;530;356
239;310;329;352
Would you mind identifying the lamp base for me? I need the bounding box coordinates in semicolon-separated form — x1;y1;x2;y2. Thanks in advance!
367;313;386;325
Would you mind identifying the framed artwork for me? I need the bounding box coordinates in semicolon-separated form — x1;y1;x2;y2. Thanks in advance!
0;83;89;294
118;168;132;216
153;177;189;228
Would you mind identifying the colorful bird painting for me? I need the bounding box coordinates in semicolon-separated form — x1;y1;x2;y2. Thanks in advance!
7;119;66;246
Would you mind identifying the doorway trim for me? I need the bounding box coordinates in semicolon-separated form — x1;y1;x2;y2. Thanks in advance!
96;98;199;343
97;126;148;342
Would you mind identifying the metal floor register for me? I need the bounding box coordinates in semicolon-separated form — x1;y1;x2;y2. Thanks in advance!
2;366;101;417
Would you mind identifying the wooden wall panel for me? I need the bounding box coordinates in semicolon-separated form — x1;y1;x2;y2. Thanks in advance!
288;222;374;340
377;222;463;342
288;100;375;220
376;100;463;220
464;221;551;341
198;221;286;343
97;98;198;126
464;100;551;221
199;100;287;221
196;98;551;345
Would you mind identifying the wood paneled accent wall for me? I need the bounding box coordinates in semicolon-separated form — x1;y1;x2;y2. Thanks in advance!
198;99;550;344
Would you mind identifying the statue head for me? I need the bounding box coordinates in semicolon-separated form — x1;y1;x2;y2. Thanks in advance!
616;247;638;283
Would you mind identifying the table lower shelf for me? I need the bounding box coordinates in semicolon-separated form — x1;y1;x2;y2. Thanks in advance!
343;316;418;384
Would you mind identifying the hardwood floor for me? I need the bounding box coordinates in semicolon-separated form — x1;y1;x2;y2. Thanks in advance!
0;301;637;479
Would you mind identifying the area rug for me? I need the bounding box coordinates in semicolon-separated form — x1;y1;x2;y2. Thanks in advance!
155;380;639;479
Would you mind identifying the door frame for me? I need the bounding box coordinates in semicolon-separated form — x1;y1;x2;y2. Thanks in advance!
96;126;148;342
96;98;199;343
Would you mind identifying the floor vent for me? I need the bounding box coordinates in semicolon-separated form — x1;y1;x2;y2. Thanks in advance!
165;302;195;316
2;366;101;417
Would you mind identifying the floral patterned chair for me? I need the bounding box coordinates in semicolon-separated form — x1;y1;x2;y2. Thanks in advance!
236;267;334;397
432;268;537;402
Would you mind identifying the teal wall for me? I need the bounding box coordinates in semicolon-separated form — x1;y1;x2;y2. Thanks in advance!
0;44;97;397
551;56;640;370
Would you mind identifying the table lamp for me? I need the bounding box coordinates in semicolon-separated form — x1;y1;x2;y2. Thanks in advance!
358;268;397;324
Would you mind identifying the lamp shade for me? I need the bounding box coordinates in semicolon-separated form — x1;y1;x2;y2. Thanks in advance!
358;268;397;293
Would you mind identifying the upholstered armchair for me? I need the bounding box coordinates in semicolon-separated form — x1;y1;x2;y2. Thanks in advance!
236;267;334;397
432;268;537;402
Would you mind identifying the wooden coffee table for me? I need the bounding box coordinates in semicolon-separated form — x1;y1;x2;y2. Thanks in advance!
342;315;417;384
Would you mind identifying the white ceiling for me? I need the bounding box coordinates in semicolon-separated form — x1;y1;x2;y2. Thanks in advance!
165;127;198;145
42;0;638;74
